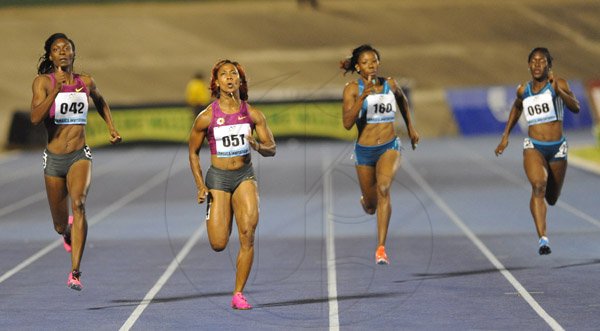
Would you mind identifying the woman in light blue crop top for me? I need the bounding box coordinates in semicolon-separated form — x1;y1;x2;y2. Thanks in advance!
495;47;580;255
341;44;419;265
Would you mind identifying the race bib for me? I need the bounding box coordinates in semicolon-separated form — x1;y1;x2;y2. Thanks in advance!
365;92;397;124
54;92;89;125
522;90;557;126
214;123;251;158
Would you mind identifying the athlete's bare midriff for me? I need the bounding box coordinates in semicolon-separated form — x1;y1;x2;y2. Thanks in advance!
528;121;563;142
45;123;86;154
357;122;396;146
210;154;251;171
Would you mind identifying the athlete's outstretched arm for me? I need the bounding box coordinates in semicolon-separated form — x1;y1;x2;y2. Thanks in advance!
552;76;580;113
390;77;419;149
342;77;375;130
248;107;276;157
31;75;59;125
87;76;121;144
495;86;525;156
188;110;211;203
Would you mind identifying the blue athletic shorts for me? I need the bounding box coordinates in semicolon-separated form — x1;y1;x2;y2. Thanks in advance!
354;137;401;166
523;136;568;162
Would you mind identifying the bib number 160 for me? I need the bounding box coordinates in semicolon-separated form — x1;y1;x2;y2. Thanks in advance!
372;103;393;114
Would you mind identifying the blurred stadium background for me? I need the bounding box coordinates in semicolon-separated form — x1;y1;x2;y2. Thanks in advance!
1;0;599;153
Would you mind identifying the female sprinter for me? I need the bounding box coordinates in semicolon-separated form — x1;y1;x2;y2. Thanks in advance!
188;59;276;309
495;47;580;255
30;33;121;290
341;44;420;265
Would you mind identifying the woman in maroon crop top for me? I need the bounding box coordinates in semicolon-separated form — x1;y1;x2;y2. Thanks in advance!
188;59;276;309
30;33;121;290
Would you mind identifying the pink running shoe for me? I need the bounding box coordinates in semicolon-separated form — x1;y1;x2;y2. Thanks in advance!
231;292;252;310
67;270;83;291
62;216;73;253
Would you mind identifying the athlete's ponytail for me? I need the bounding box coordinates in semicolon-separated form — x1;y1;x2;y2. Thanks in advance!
340;44;381;75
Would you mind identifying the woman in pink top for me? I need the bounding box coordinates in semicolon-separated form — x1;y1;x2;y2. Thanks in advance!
188;59;276;309
30;33;121;290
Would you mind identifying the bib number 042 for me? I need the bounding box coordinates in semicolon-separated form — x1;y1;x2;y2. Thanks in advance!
60;102;85;115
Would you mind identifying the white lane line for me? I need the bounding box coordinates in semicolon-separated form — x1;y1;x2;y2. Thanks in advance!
0;191;46;219
119;226;204;331
403;161;565;331
323;161;340;331
452;143;600;228
0;238;63;285
0;166;39;186
569;154;600;176
554;200;600;228
0;163;186;285
0;152;144;220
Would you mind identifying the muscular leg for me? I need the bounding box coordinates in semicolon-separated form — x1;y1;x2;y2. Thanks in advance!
523;149;549;238
66;160;91;272
356;166;377;215
545;159;567;206
231;180;259;294
374;150;401;246
44;176;69;236
206;190;233;252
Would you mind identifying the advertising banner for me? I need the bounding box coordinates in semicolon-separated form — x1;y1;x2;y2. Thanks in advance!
83;102;354;147
447;80;593;135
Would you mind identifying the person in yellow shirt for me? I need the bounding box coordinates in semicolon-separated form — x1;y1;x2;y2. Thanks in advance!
185;71;211;117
